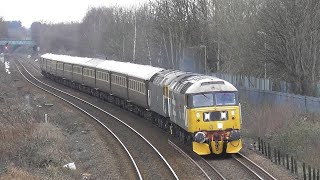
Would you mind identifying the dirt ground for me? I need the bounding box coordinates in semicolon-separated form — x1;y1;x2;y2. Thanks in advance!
0;58;124;179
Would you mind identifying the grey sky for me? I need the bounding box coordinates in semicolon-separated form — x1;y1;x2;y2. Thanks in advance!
0;0;146;28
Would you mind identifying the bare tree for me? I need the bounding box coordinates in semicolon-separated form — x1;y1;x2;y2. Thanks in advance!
0;17;8;38
258;0;320;95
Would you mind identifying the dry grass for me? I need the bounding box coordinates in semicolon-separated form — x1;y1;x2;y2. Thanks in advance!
242;103;298;139
242;101;320;168
0;167;37;180
0;62;77;179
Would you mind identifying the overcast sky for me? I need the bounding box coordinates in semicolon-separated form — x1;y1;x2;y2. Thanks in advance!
0;0;147;28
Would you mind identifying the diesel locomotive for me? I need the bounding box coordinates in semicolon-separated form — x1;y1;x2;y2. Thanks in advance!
40;53;242;155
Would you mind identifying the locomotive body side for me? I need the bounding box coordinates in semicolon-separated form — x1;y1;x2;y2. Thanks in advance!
149;70;187;117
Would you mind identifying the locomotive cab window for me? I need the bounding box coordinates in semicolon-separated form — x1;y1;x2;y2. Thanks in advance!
190;92;238;108
215;92;236;105
192;93;214;108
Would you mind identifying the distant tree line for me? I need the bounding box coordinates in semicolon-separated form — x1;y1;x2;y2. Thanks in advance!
31;0;320;96
0;17;8;39
0;19;29;40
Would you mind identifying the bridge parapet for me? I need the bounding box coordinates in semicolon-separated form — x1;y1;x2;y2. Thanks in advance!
0;40;35;46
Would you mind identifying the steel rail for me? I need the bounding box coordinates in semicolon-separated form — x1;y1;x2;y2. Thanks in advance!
235;153;277;180
168;140;226;180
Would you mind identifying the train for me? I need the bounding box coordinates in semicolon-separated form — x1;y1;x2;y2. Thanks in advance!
40;53;242;155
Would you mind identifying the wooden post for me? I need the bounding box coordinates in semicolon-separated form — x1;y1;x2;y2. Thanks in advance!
309;165;312;180
286;154;289;170
258;137;261;151
278;150;281;165
294;160;297;174
261;139;264;154
264;141;267;155
291;156;294;173
316;169;319;180
274;148;277;164
268;143;271;159
303;163;306;180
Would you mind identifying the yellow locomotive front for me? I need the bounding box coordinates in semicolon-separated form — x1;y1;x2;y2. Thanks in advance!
187;92;242;155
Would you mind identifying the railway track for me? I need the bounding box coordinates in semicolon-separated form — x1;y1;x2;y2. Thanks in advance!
14;59;179;180
168;139;226;180
168;138;277;180
232;153;277;180
19;57;278;180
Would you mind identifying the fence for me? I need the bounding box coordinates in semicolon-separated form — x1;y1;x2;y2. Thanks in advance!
212;73;320;114
212;73;320;97
256;137;319;180
238;88;320;114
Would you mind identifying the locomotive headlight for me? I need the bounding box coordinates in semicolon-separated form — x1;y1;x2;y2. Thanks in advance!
196;112;201;122
217;123;223;129
196;112;200;119
231;110;235;119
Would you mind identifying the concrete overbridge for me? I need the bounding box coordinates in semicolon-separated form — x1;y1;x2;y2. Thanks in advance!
0;39;37;52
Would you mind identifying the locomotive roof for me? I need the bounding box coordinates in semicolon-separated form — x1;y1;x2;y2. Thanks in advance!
41;53;164;80
169;74;237;94
151;69;187;86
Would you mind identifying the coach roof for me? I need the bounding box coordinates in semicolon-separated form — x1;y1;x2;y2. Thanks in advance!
41;53;91;64
41;53;164;80
96;60;164;80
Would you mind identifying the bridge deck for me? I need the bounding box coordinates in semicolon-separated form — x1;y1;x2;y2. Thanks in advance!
0;40;35;46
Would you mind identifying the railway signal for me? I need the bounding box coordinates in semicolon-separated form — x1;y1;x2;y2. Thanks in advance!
4;42;8;50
